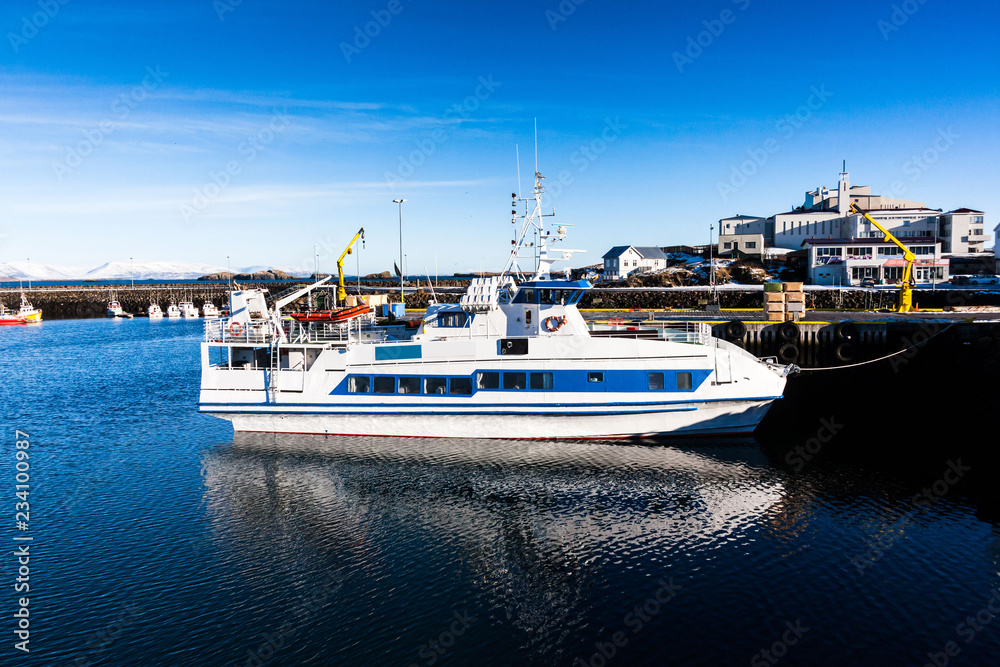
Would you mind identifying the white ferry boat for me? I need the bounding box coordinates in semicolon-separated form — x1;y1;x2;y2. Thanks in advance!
148;303;164;319
202;301;220;318
199;173;794;438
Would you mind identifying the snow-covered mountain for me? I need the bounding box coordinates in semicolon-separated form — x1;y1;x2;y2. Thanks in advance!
0;262;86;281
82;261;230;280
0;260;300;281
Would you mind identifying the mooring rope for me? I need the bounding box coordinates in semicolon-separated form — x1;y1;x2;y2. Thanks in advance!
796;322;958;372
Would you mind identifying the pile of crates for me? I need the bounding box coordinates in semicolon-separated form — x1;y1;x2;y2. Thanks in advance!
763;282;805;321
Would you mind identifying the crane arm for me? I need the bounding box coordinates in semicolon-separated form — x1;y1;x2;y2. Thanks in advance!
849;202;916;311
850;202;915;262
336;227;365;302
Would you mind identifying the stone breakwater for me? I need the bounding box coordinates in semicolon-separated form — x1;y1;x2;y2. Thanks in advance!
4;283;999;319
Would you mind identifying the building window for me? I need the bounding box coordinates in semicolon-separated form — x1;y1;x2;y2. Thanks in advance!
816;248;842;257
724;242;732;250
745;241;756;249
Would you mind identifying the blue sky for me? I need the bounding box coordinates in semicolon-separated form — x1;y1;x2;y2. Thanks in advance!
1;0;997;275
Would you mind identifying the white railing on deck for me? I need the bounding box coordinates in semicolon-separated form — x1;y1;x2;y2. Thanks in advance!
588;320;711;345
204;318;274;344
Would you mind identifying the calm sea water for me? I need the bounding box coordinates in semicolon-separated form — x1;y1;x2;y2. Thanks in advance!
2;319;999;666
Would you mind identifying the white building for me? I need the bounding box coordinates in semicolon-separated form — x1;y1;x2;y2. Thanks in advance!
718;233;765;259
805;237;947;286
940;208;988;254
718;166;989;283
601;246;668;280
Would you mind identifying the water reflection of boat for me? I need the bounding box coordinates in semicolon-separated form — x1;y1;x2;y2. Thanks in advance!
200;433;782;634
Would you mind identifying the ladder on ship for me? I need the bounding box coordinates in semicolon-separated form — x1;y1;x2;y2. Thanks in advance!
267;343;280;402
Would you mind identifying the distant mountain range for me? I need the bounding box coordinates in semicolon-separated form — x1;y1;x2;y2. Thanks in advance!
0;261;302;281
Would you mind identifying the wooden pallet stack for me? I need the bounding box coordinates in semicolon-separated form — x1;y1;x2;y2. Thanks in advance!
784;282;805;321
763;283;785;322
763;282;806;321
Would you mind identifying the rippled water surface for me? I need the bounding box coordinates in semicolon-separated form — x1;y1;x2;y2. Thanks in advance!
2;319;999;666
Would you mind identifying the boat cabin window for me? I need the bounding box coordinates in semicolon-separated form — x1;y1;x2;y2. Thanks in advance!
373;377;395;394
437;311;469;328
348;376;370;393
425;377;447;394
530;372;553;390
648;372;664;391
476;372;500;389
677;372;693;391
525;310;532;325
588;372;604;383
503;372;526;390
398;377;421;394
450;378;473;395
514;287;584;305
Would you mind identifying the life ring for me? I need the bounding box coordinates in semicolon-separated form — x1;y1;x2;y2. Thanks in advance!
229;321;243;336
544;315;567;332
608;318;625;326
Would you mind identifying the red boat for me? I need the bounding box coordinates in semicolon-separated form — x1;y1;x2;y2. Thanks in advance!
289;304;372;323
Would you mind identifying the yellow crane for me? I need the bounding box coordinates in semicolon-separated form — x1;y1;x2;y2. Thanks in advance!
849;202;914;312
336;227;365;304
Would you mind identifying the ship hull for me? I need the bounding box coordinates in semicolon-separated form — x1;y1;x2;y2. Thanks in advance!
202;396;781;439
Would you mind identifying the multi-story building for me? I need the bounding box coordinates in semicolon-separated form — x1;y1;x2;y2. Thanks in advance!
805;237;948;286
939;208;988;254
718;165;988;283
601;246;667;280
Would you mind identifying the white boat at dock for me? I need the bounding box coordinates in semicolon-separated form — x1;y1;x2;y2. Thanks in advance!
199;173;794;439
180;300;199;319
202;301;219;318
166;302;181;319
148;303;164;319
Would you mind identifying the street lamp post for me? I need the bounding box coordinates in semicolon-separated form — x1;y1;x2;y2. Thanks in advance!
708;225;714;302
393;199;406;305
130;257;134;288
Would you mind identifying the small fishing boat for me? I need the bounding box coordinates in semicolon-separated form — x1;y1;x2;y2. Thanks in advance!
180;300;200;319
15;294;41;323
166;302;182;319
148;303;164;320
202;301;220;318
107;299;124;318
0;303;27;325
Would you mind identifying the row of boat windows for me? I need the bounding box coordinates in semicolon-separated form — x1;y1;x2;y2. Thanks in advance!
345;371;693;394
512;289;584;305
347;372;554;394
